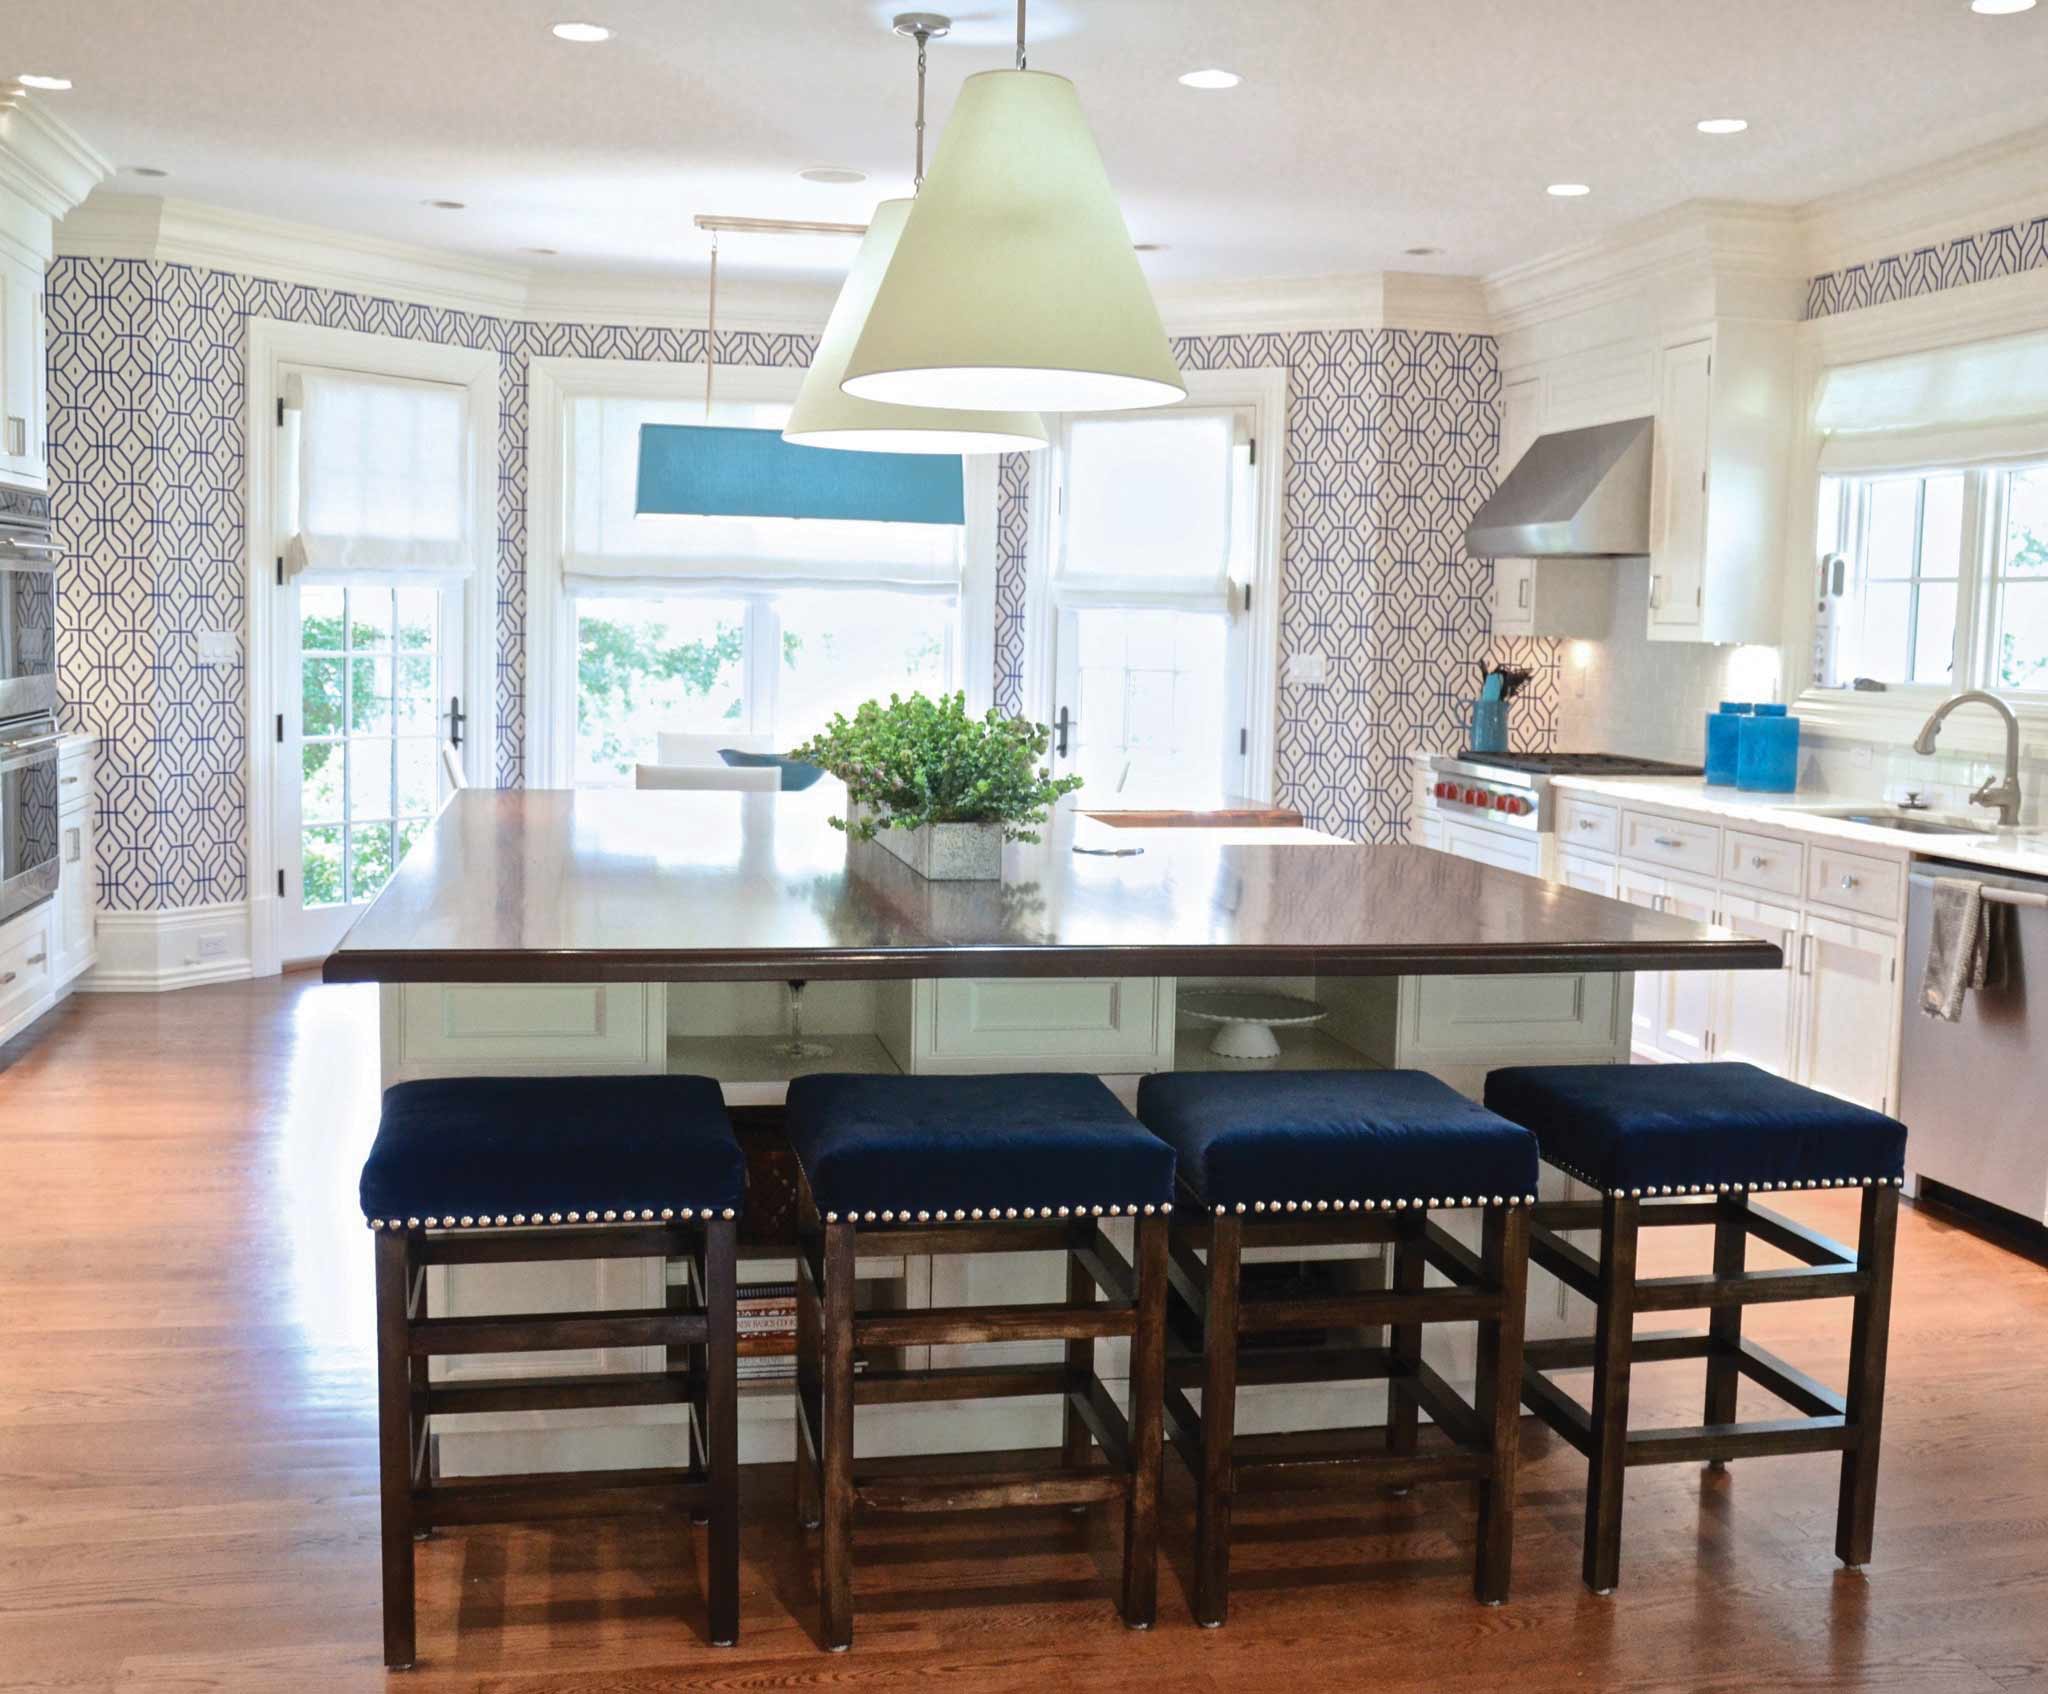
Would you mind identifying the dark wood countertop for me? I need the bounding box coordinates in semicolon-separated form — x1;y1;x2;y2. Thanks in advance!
321;789;1783;985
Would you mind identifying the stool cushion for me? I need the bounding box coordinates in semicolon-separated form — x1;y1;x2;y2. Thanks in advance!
783;1073;1175;1222
359;1075;745;1227
1135;1069;1539;1211
1483;1062;1907;1195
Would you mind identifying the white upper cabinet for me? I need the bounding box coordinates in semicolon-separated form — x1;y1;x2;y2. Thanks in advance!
0;254;50;490
1646;325;1796;646
1488;373;1611;641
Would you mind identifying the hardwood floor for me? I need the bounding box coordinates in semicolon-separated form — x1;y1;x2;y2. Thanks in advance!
1;975;2044;1693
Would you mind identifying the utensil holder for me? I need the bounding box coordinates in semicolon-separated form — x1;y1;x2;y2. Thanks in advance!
1469;699;1509;755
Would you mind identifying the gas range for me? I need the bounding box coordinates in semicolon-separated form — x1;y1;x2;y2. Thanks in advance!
1427;751;1703;833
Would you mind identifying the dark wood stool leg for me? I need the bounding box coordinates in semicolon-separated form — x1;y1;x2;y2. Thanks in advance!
794;1186;823;1532
1194;1214;1242;1628
820;1219;858;1651
1584;1193;1640;1595
1474;1203;1529;1606
373;1230;417;1670
703;1218;740;1646
1703;1191;1748;1465
1835;1183;1899;1568
1385;1212;1425;1477
1120;1215;1168;1630
680;1235;711;1525
1062;1237;1095;1484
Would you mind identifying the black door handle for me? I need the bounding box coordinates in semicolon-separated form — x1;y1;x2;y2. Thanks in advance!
446;695;466;750
1056;705;1070;759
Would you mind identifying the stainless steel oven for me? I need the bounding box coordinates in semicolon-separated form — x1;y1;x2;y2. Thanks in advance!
1;492;59;725
0;712;60;924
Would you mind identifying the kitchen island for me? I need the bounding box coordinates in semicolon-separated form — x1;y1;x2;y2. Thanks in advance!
323;787;1778;1474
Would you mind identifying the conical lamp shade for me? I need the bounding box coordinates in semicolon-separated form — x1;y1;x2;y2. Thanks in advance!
784;199;1047;454
841;70;1186;414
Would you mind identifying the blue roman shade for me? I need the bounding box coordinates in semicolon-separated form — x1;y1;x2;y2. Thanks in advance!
636;425;965;525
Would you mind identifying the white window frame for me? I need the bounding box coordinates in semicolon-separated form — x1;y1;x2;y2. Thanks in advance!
244;320;498;978
1023;365;1288;803
525;358;998;787
1790;276;2048;758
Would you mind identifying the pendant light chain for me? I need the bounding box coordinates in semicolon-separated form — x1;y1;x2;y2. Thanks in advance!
1015;0;1027;70
704;232;718;420
914;27;929;188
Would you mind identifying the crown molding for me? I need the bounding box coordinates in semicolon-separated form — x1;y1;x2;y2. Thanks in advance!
1484;199;1807;342
1156;271;1491;338
56;192;840;333
0;99;111;235
1800;123;2048;278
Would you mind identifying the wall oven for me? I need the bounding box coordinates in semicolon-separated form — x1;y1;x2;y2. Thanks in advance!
1;492;59;726
0;713;60;925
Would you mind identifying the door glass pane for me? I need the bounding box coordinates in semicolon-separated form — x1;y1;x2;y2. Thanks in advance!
301;585;346;649
302;741;344;823
395;738;439;819
350;739;393;819
349;657;393;734
350;822;397;900
303;824;343;907
775;589;955;746
303;659;345;737
1064;607;1229;805
574;596;748;785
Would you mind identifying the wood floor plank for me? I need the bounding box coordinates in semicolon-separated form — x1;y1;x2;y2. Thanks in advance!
0;975;2043;1692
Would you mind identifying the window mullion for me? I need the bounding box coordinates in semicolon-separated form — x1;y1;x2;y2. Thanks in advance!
1958;469;1995;690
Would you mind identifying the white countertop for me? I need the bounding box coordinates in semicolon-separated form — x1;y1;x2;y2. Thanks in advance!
1548;773;2048;878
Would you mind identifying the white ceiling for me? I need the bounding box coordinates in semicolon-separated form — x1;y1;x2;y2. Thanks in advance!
7;0;2048;287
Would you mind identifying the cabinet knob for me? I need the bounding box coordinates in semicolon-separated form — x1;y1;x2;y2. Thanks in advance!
1750;854;1769;869
1840;874;1859;890
1653;835;1682;849
1579;818;1597;831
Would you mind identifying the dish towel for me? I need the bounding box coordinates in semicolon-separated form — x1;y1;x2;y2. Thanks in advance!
1920;877;1998;1022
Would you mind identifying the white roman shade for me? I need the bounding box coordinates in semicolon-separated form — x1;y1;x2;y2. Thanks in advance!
284;369;473;581
563;395;962;596
1815;330;2048;473
1054;409;1242;612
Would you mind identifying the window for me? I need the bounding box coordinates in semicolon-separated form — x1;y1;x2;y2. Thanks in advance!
1815;462;2048;695
533;363;993;788
1047;405;1260;804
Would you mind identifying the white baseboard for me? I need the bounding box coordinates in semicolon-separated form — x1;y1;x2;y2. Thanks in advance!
79;900;255;993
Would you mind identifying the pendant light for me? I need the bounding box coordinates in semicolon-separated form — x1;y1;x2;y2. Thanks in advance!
840;0;1185;415
782;13;1047;454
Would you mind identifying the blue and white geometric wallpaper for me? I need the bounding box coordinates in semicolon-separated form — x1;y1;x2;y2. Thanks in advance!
996;328;1506;843
1806;214;2048;318
45;255;815;911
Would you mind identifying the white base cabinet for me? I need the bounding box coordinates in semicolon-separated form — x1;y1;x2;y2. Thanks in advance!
0;737;96;1046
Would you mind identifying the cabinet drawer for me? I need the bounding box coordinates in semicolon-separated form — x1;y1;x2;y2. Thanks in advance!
1805;843;1904;922
1557;848;1617;898
57;754;91;813
392;983;667;1075
928;976;1166;1066
0;912;56;1026
1619;809;1720;878
1721;829;1804;898
1557;796;1618;855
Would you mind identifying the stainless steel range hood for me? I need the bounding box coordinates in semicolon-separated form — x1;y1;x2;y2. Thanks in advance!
1465;416;1653;558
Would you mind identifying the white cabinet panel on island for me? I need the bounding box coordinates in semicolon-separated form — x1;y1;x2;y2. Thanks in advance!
381;984;670;1087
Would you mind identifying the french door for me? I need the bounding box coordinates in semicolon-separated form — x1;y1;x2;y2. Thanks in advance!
274;580;466;963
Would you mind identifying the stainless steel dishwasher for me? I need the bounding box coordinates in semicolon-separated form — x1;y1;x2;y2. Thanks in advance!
1899;859;2048;1228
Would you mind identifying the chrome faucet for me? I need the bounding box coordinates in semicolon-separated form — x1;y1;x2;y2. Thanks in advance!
1913;690;2024;827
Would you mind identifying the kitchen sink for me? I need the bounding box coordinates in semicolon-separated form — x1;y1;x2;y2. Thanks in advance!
1802;808;1991;836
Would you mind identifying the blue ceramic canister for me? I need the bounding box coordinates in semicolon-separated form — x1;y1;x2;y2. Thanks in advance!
1736;703;1799;793
1704;702;1751;786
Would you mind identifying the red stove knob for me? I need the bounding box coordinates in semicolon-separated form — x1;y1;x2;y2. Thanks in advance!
1493;793;1509;811
1511;796;1532;816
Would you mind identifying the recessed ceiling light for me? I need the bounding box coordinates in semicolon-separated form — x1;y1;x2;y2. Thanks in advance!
424;199;466;210
1696;117;1749;135
550;21;612;41
1546;182;1592;197
1178;68;1241;89
120;165;170;178
1404;245;1445;257
799;166;868;185
1970;0;2035;14
17;73;72;90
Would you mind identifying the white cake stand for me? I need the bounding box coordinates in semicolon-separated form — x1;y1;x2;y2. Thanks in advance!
1180;990;1329;1060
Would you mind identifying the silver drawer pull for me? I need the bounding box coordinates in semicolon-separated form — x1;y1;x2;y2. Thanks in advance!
61;775;79;785
1579;818;1597;831
0;970;14;986
1652;834;1683;848
1840;874;1860;890
1750;854;1770;869
24;952;46;967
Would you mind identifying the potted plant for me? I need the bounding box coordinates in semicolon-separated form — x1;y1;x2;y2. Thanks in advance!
788;692;1083;881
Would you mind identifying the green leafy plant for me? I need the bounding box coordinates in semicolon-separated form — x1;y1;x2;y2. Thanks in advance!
789;692;1083;843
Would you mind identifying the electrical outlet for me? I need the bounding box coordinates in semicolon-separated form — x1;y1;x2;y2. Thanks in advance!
195;630;239;668
1284;651;1327;688
196;933;229;960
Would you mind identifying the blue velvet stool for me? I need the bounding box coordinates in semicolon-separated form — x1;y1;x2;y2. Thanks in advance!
784;1073;1177;1651
359;1075;747;1667
1484;1062;1906;1594
1135;1069;1540;1621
